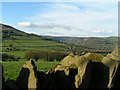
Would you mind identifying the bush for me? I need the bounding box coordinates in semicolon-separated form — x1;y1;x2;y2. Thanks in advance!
2;53;20;61
24;50;68;61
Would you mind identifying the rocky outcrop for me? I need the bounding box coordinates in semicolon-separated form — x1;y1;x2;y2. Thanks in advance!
16;59;38;90
46;47;120;89
102;47;120;89
2;60;38;90
2;47;120;89
47;52;104;89
46;53;89;88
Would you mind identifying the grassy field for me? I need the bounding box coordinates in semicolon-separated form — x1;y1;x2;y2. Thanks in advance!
2;35;69;60
2;60;60;80
3;39;68;51
2;24;113;81
2;24;68;81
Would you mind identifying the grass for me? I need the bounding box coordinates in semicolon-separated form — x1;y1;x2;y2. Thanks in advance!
2;38;68;52
2;32;67;81
5;51;25;58
2;60;60;80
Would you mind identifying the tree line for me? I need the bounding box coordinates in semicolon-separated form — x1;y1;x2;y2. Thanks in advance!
2;53;20;61
24;50;68;61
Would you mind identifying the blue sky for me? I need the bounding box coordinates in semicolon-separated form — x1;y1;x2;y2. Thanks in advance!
2;2;118;37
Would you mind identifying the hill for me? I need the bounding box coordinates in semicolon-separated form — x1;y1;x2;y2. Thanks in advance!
1;24;68;60
44;36;118;51
1;24;117;61
2;24;67;49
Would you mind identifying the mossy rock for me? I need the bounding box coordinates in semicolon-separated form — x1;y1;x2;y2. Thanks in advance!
84;53;104;62
16;60;38;89
102;46;120;88
111;47;120;60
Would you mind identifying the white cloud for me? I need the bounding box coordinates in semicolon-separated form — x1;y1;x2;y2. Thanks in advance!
53;4;80;11
17;22;81;31
20;2;118;37
92;29;114;35
18;22;31;27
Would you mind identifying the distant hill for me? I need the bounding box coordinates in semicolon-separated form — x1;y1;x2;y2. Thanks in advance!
1;23;42;39
44;36;118;51
1;23;118;53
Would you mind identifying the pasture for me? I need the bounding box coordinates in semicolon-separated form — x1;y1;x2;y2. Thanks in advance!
2;60;60;80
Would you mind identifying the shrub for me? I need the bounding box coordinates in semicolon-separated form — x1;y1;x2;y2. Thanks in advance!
24;50;68;61
2;53;20;61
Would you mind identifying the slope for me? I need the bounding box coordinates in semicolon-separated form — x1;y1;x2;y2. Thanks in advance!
1;24;68;59
45;36;118;52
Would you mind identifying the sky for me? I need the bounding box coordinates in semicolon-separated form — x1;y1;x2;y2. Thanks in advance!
2;2;118;37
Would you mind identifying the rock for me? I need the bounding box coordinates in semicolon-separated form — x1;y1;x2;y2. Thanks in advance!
2;47;120;89
48;53;92;89
102;47;120;88
16;60;38;89
2;65;10;90
75;60;92;88
110;63;120;89
84;53;104;62
88;62;109;88
37;71;51;89
6;79;19;90
47;49;119;89
111;46;120;60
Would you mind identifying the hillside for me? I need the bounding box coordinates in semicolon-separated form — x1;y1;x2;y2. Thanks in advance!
1;24;68;59
2;24;67;49
45;36;118;51
1;24;117;60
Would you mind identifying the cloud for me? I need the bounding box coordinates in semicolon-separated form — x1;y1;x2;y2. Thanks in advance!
19;2;117;37
53;4;80;11
18;22;31;27
92;29;114;35
47;31;65;35
17;22;77;31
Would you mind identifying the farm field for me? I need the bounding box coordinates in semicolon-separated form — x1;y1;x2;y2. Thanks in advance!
1;2;119;89
1;23;118;82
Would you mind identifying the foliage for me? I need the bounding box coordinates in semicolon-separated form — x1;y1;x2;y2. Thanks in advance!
2;53;20;61
24;50;68;61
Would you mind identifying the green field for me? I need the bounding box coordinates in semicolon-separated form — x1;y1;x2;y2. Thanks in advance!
2;23;115;81
1;24;68;80
2;60;60;80
2;32;69;60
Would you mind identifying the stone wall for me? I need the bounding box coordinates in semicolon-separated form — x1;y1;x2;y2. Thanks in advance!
2;47;120;90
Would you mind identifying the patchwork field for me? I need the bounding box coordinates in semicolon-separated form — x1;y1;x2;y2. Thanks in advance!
1;23;118;83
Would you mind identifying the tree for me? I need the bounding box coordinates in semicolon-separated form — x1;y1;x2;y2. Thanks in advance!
9;44;13;47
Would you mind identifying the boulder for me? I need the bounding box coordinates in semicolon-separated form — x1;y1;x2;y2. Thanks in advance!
16;60;38;90
48;53;92;89
2;65;11;90
88;62;109;88
84;53;103;62
102;47;120;88
2;47;120;89
6;79;19;90
47;50;119;89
